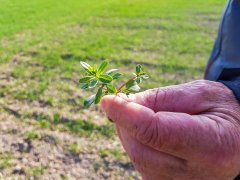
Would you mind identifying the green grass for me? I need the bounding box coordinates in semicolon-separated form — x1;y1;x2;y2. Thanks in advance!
67;143;80;154
25;131;41;140
27;165;48;177
0;1;226;176
0;152;13;170
99;148;125;160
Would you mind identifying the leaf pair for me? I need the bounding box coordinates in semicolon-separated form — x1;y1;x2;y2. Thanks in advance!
80;60;149;108
122;65;149;94
125;79;140;92
83;86;103;108
80;60;120;107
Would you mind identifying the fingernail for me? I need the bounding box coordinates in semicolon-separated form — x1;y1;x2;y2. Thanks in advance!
107;117;114;123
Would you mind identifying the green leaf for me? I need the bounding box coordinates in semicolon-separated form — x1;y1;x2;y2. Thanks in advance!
80;61;92;70
79;76;93;83
132;72;137;77
80;61;94;75
93;64;97;71
84;95;96;108
98;61;108;75
141;74;149;80
99;74;113;84
95;87;103;104
128;84;141;92
112;73;122;80
136;77;142;84
136;64;142;75
88;79;98;88
81;83;89;90
126;79;140;92
106;69;118;75
107;85;117;93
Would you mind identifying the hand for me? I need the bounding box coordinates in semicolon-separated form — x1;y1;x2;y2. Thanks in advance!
100;80;240;180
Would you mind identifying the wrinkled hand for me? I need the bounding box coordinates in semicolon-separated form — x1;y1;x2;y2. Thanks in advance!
100;80;240;180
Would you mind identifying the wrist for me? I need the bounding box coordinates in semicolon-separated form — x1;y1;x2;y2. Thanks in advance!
217;79;240;102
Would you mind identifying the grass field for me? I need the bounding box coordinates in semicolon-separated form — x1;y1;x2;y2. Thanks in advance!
0;0;226;179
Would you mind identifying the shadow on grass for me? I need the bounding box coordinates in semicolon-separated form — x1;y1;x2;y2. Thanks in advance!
1;101;114;138
31;112;115;138
57;117;114;138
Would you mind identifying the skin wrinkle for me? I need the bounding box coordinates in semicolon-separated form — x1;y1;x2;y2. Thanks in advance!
133;146;144;170
159;113;181;150
140;148;147;174
126;136;183;177
158;88;169;111
139;150;188;178
149;138;189;176
152;113;192;158
119;122;189;176
196;115;239;170
154;116;160;148
194;115;227;162
156;113;225;162
202;115;223;147
137;114;154;146
151;113;166;150
205;108;240;126
153;88;160;112
146;121;155;148
138;88;156;110
114;105;122;124
137;147;187;177
198;118;226;160
171;118;194;155
116;125;124;145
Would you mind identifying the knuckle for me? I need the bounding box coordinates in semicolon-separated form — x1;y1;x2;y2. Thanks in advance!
142;88;158;109
193;80;212;93
155;87;175;110
190;80;235;103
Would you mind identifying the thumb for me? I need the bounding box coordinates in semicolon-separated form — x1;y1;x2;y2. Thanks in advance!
128;80;230;114
101;95;155;133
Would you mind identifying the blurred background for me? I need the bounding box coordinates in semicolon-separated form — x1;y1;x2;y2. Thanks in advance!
0;0;225;179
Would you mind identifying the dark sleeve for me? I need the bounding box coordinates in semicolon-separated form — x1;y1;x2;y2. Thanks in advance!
235;175;240;180
205;0;240;101
205;1;240;179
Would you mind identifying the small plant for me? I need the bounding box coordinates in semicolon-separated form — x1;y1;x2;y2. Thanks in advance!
0;152;12;169
99;148;124;160
27;165;48;177
25;131;40;140
79;61;149;108
68;143;80;154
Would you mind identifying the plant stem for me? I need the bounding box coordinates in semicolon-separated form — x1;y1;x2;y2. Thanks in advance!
117;76;136;93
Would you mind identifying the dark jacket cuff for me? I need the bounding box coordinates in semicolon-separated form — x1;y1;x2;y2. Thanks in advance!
234;175;240;180
218;78;240;102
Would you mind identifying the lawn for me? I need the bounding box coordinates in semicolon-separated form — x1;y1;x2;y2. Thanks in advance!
0;0;226;179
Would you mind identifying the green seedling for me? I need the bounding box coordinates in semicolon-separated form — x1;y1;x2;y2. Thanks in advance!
79;60;149;108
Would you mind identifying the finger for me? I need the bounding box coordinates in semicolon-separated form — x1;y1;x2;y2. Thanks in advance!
101;95;222;160
127;80;234;114
116;125;187;177
101;94;155;137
